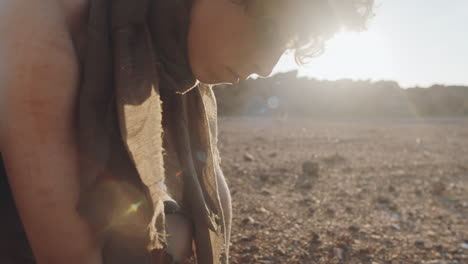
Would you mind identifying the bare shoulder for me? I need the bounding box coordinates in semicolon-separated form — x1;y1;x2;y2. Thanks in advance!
0;0;78;73
0;0;81;148
0;0;74;52
0;0;80;108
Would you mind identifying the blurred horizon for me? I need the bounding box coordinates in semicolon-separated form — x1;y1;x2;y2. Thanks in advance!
216;72;468;118
269;0;468;89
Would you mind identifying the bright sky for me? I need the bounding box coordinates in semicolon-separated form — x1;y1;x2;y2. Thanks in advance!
270;0;468;88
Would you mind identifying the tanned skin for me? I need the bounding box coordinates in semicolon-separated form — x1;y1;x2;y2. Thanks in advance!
0;0;283;263
0;0;100;263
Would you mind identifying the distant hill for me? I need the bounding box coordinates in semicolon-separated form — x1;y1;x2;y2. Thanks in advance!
214;70;468;118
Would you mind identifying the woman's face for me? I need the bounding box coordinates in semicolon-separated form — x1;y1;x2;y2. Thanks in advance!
188;0;287;85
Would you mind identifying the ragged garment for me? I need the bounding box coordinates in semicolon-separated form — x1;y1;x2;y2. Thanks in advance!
77;0;228;263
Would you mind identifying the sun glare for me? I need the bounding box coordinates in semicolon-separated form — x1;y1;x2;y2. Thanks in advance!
272;28;397;83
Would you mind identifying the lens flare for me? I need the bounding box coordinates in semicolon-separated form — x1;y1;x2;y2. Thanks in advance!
125;201;143;215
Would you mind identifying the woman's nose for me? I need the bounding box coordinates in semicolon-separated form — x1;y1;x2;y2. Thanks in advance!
253;63;274;78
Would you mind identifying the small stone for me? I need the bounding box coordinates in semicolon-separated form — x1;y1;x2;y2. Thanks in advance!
415;189;423;197
388;203;399;211
298;198;312;207
243;152;254;162
268;152;278;157
376;195;390;204
431;182;446;195
384;240;394;248
460;242;468;249
254;136;266;142
297;178;314;189
388;185;396;192
390;212;401;220
415;240;425;249
334;247;344;260
348;225;360;233
310;232;320;242
308;207;316;216
259;174;269;182
242;245;259;253
325;208;335;218
274;246;286;256
242;216;255;225
302;160;320;176
341;166;353;173
391;223;401;231
322;153;347;166
240;234;256;242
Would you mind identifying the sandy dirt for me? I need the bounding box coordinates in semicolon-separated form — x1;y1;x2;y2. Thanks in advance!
217;117;468;264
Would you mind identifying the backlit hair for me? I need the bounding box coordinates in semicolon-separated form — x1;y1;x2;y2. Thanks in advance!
233;0;375;65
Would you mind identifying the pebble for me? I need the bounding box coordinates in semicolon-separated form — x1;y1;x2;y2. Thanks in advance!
243;152;254;162
240;234;256;242
242;245;259;253
348;225;360;233
415;239;426;248
390;212;401;220
242;216;255;225
274;246;286;256
310;232;320;243
431;181;446;195
334;247;344;260
302;160;320;176
325;208;336;217
391;223;401;231
376;195;391;204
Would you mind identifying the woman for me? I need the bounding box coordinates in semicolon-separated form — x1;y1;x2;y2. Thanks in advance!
0;0;373;263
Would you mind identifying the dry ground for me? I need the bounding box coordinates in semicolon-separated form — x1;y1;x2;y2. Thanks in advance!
217;117;468;264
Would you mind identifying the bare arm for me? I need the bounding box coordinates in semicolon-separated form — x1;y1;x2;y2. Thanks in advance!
0;1;101;263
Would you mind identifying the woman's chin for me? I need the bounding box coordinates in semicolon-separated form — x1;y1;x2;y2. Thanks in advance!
196;76;238;85
204;80;237;86
194;68;239;85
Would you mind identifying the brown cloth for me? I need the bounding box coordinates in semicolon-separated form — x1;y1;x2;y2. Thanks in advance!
77;0;228;263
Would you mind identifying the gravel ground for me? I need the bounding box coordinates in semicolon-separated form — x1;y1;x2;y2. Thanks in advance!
217;117;468;264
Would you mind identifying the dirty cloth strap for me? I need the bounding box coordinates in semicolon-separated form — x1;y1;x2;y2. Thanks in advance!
77;0;227;263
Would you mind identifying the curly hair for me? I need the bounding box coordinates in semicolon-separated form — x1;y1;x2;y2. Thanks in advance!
232;0;375;65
